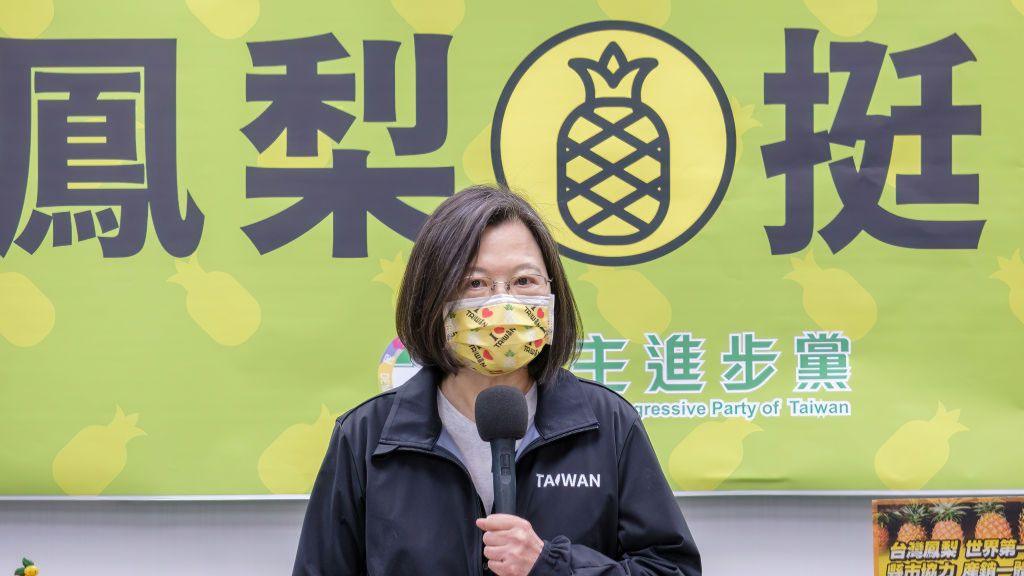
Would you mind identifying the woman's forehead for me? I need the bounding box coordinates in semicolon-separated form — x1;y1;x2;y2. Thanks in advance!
469;220;546;272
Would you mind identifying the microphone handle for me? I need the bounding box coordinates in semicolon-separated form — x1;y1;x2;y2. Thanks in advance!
490;438;516;515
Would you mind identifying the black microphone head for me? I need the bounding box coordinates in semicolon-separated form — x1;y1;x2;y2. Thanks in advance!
474;385;529;442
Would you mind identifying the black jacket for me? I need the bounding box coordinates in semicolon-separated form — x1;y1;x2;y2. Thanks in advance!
292;365;702;575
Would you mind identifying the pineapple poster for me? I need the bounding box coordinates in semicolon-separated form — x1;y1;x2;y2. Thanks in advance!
873;497;1024;576
1;0;1023;497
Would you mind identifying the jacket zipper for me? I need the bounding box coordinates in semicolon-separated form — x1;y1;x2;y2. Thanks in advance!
388;422;599;576
391;445;488;576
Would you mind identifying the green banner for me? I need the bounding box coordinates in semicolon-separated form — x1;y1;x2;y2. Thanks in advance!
1;0;1022;495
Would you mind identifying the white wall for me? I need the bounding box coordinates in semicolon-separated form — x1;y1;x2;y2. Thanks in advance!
0;496;871;575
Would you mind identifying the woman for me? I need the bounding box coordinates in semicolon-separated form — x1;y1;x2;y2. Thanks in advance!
292;185;701;575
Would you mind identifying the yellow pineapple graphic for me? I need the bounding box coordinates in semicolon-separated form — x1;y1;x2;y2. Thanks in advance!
0;272;55;347
186;0;260;39
886;135;921;190
462;123;494;184
730;97;762;164
168;254;261;346
577;265;671;345
668;420;761;491
596;0;670;27
52;405;145;495
0;0;53;38
372;251;406;311
257;130;334;169
991;249;1024;324
786;251;877;341
258;405;338;494
874;403;967;490
1012;0;1024;15
391;0;464;34
802;0;877;37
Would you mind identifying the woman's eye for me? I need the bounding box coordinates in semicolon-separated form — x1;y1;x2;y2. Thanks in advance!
514;277;530;286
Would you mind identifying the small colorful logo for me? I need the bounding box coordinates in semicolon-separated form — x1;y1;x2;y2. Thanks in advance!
377;337;421;392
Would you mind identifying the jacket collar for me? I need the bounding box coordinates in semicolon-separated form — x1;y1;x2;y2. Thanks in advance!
374;365;599;456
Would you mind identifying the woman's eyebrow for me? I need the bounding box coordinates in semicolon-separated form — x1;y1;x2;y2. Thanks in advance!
466;264;544;275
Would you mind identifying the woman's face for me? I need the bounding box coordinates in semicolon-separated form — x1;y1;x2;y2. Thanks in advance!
462;219;550;298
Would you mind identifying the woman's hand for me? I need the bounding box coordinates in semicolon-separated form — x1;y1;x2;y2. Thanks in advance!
476;513;545;576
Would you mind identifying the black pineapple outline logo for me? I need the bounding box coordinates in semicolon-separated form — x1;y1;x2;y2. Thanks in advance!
492;21;736;266
557;42;669;245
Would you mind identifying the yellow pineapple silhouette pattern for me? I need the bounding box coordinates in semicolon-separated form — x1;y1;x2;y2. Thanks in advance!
258;405;338;494
991;249;1024;324
462;123;494;184
0;0;53;38
802;0;877;37
874;403;967;490
186;0;260;39
577;265;671;345
669;420;761;491
886;136;921;190
372;251;406;311
596;0;670;27
786;251;877;340
1014;0;1024;15
52;405;145;495
257;130;334;169
391;0;464;34
0;272;55;347
168;254;262;346
731;97;762;164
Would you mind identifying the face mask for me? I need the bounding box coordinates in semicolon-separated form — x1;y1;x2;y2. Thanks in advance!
443;293;555;376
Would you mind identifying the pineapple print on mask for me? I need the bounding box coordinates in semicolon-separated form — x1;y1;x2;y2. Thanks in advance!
874;403;967;490
53;405;145;495
169;254;261;346
558;42;668;245
493;22;734;265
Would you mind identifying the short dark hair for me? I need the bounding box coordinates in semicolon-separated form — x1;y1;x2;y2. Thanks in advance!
396;184;582;385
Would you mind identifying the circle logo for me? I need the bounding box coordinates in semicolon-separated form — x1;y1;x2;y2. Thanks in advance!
492;21;735;265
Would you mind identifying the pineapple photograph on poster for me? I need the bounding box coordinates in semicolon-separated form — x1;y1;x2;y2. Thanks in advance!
872;497;1024;576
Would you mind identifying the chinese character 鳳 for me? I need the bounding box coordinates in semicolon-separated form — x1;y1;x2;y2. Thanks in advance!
0;38;203;258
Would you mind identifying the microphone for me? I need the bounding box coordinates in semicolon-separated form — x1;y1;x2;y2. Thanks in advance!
475;385;529;515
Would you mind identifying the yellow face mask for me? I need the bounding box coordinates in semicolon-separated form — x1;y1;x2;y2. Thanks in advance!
443;293;555;376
